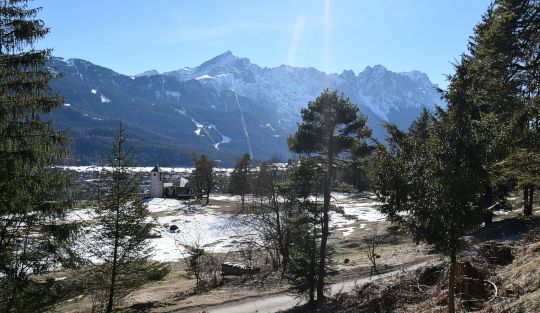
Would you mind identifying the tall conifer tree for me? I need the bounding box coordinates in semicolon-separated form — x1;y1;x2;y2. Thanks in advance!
0;1;74;311
288;89;371;303
372;61;489;313
87;125;167;313
283;158;325;304
466;0;540;217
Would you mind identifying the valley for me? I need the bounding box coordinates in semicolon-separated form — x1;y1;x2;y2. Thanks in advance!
2;1;538;313
56;188;432;313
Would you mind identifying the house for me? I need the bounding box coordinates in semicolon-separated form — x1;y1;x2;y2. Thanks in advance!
149;165;192;198
163;177;190;198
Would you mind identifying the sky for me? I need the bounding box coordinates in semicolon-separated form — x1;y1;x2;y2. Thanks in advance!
35;0;492;88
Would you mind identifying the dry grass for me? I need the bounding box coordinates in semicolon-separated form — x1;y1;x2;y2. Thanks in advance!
281;214;540;313
54;216;435;313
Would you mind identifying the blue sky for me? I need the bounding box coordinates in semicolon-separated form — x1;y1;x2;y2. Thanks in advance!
35;0;492;87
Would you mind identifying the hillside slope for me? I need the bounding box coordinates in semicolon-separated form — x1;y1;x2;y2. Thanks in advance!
49;52;445;165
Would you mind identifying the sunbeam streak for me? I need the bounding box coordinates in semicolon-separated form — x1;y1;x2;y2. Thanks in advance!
323;0;331;87
287;16;306;66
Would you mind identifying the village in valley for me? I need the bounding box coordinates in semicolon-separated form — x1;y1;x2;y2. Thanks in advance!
55;162;535;313
59;164;436;312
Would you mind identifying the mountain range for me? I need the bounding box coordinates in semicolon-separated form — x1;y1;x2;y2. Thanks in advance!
49;51;445;166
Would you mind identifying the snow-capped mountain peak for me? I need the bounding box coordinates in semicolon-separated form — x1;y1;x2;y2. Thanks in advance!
198;50;246;69
400;70;434;86
149;52;444;132
48;52;446;164
135;69;160;77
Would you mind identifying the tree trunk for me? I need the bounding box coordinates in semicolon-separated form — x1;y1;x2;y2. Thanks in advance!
308;259;315;305
484;213;493;227
282;199;293;269
524;186;532;216
106;207;121;313
448;251;457;313
529;186;535;215
282;232;289;270
317;155;333;304
274;208;287;269
309;226;317;305
205;190;210;205
482;185;493;227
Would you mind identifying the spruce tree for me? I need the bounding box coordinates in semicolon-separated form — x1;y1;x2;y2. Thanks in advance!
372;60;489;313
283;158;326;304
228;153;252;210
87;125;167;313
0;1;74;311
466;0;540;218
503;148;540;215
191;153;215;205
288;89;371;303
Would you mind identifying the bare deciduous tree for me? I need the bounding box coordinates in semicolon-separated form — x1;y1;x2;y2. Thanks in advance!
363;226;381;278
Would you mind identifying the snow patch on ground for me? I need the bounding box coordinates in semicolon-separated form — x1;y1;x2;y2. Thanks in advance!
64;192;383;262
210;194;241;202
145;198;194;213
151;213;255;261
54;166;201;174
65;208;95;222
145;198;257;261
65;199;257;262
338;227;354;237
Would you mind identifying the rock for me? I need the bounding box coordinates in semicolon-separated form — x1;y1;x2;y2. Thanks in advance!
418;265;443;286
478;241;514;265
221;262;260;276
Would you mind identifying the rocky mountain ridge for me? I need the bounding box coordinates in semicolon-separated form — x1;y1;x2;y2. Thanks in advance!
49;51;445;165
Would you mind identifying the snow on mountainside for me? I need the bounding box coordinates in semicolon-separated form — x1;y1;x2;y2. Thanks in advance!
48;56;287;165
48;52;444;165
144;51;445;129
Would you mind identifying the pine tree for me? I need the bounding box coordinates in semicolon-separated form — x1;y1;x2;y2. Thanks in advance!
87;125;168;313
228;153;252;210
0;1;75;311
288;89;371;303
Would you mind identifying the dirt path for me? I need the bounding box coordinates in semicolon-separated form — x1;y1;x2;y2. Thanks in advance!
177;260;431;313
